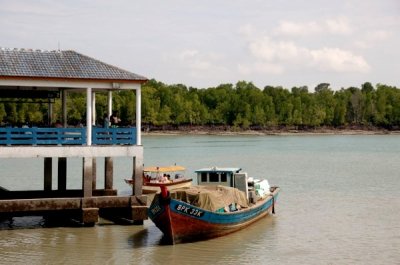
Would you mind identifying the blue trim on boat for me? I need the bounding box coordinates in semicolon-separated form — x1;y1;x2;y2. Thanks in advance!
169;194;278;225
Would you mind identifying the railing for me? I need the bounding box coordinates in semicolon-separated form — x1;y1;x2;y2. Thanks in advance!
0;127;136;146
92;127;136;145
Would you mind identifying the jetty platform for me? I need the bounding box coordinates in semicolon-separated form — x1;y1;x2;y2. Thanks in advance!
0;48;148;226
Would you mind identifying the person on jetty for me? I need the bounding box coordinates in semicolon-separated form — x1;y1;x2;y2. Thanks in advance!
110;111;121;127
103;113;110;128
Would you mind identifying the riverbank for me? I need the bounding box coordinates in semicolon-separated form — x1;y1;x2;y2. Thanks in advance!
143;125;400;136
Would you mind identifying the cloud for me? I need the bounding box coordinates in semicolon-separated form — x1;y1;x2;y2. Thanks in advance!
238;62;284;75
275;17;353;36
160;49;229;85
354;29;392;49
243;35;370;74
325;17;352;34
177;49;227;73
310;48;370;72
248;37;307;62
275;21;322;36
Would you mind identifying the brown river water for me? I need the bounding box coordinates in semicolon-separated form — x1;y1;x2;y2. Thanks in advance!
0;135;399;264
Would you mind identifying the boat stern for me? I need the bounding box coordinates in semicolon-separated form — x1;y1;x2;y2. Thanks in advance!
148;187;175;244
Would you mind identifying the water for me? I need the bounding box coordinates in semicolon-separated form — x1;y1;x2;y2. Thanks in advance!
0;135;399;264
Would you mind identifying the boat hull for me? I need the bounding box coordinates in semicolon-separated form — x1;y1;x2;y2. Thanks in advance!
148;187;279;244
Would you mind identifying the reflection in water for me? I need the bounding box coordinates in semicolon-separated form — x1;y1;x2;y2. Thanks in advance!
0;135;399;264
127;226;164;248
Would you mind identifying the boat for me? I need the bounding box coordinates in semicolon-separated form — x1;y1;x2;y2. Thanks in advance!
124;165;192;194
148;167;280;244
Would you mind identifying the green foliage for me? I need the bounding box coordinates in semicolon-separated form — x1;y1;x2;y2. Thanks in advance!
1;80;400;129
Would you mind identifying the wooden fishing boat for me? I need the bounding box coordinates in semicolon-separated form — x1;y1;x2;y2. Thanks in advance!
148;167;280;244
124;165;192;194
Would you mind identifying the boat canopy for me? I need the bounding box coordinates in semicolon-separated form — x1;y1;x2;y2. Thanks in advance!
172;185;249;212
144;166;185;173
195;167;242;173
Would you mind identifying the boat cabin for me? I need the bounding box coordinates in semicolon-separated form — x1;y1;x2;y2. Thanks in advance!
195;167;271;203
195;167;242;187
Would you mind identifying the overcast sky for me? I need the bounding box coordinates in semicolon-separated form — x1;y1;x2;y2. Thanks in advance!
1;0;399;90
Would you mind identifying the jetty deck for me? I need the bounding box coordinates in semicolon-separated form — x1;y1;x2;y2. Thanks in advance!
0;48;148;226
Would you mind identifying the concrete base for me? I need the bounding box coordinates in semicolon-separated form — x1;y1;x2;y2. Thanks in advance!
81;207;99;225
0;194;147;226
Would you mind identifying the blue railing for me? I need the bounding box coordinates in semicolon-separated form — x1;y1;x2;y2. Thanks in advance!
92;127;136;145
0;127;136;146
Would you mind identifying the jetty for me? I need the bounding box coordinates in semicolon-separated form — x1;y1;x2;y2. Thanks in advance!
0;48;148;226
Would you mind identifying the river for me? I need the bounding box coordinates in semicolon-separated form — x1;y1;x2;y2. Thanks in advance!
0;135;399;264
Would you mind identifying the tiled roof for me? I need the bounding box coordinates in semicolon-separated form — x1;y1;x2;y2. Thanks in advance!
0;48;147;81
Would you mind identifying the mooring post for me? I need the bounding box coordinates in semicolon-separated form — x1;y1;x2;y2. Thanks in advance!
104;157;113;190
44;157;52;191
132;156;143;196
58;157;67;191
82;157;93;197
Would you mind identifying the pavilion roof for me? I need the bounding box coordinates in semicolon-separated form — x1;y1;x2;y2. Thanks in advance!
0;48;147;82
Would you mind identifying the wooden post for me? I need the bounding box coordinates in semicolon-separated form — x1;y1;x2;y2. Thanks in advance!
58;157;67;191
44;157;52;191
83;157;93;197
132;156;143;196
105;157;113;190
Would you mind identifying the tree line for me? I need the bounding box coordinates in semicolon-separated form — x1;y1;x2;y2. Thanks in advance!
0;79;399;130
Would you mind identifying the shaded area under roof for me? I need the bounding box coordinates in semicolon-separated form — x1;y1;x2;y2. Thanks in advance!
0;48;147;81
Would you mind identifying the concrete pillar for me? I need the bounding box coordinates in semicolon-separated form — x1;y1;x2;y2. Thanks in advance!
105;157;113;190
107;90;112;119
136;87;141;145
86;87;92;146
58;157;67;191
92;91;96;126
82;157;93;197
92;158;97;190
44;157;52;191
132;155;143;196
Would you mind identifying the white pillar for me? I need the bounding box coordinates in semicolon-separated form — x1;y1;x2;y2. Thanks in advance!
107;90;112;118
136;87;141;145
92;91;96;125
86;87;92;146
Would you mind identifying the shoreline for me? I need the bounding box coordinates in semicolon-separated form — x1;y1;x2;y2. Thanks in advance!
143;127;400;136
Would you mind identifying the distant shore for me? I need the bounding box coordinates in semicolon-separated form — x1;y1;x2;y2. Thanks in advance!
142;125;400;136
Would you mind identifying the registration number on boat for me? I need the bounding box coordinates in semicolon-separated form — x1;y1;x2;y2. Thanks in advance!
175;204;204;217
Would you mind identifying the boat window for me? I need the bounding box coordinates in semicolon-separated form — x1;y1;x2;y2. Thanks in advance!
220;172;227;182
209;172;219;182
201;172;207;182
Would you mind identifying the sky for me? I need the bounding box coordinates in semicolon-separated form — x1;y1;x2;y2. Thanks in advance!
1;0;399;91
